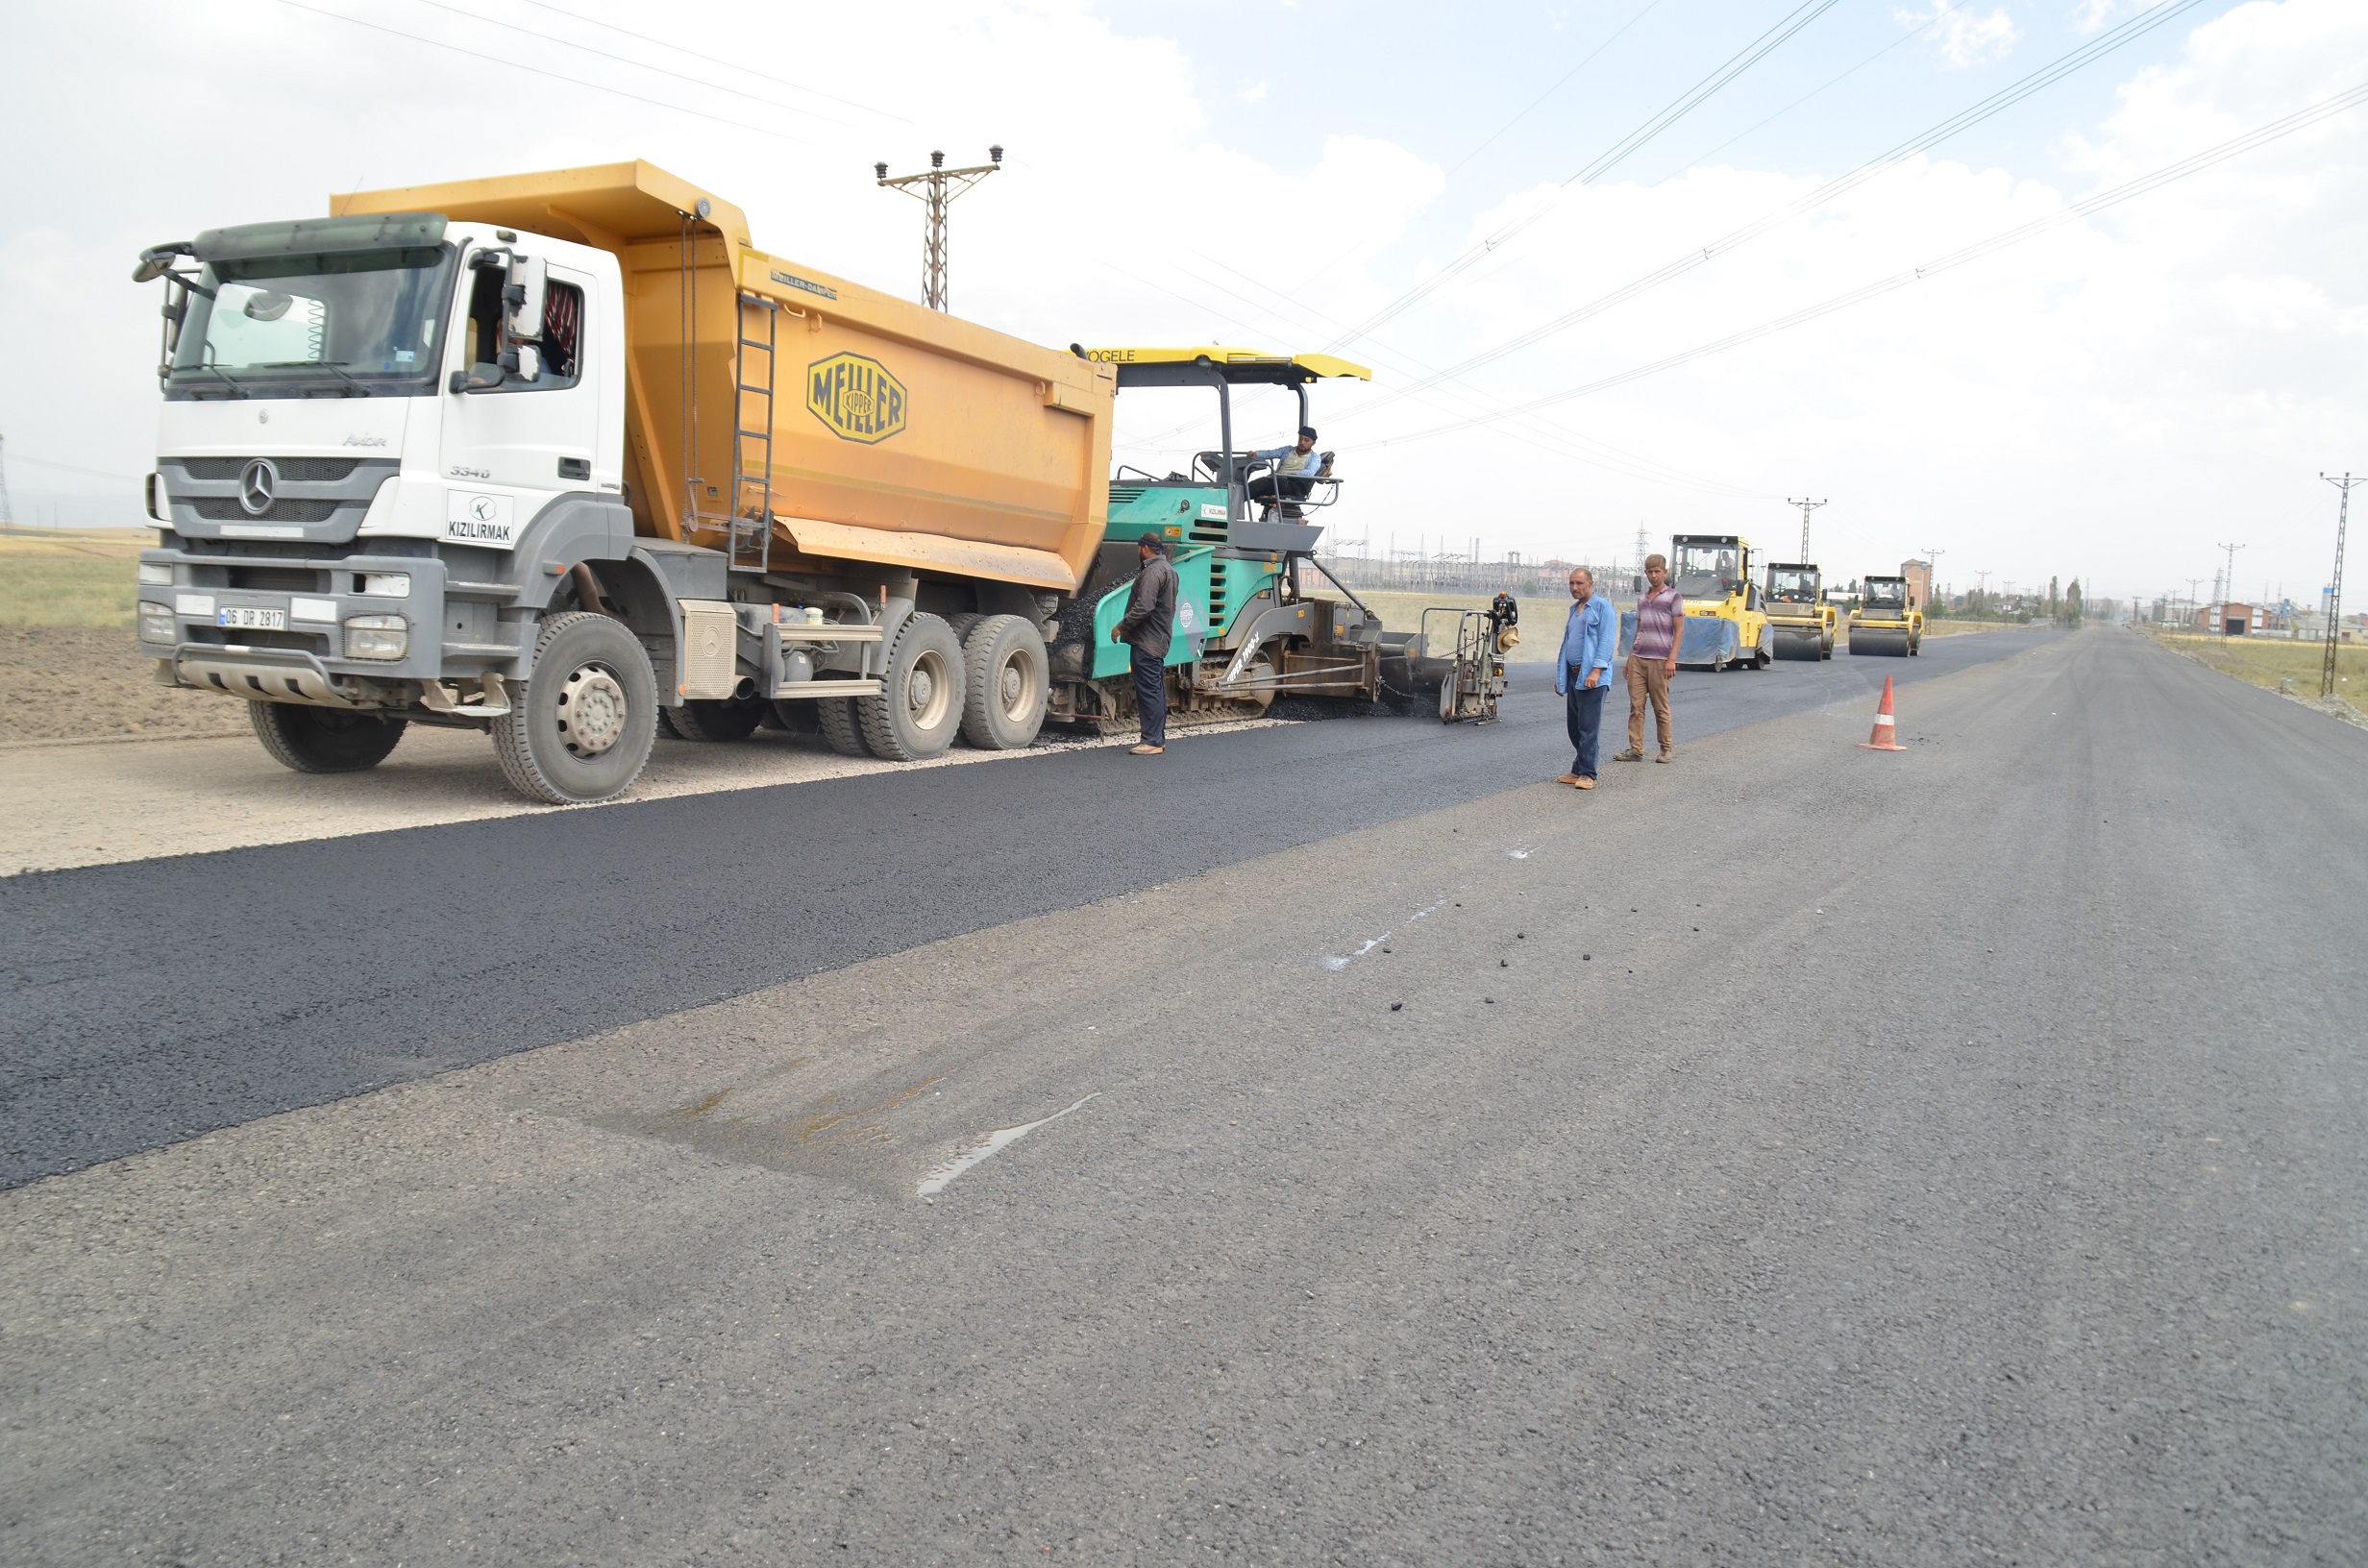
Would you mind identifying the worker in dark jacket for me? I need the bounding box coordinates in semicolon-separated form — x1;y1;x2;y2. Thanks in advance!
1109;531;1178;755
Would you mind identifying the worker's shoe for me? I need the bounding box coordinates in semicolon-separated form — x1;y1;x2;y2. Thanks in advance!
1130;744;1165;756
1655;750;1673;763
1613;747;1644;762
1574;776;1597;790
1555;772;1584;787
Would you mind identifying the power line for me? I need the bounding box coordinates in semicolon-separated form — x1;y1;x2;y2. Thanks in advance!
391;0;887;134
1341;0;2212;423
1366;79;2368;448
500;0;922;128
271;0;823;146
1265;0;1665;306
1321;0;1843;354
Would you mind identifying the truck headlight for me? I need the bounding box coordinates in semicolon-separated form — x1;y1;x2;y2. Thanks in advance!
137;563;173;586
343;614;408;661
137;601;176;645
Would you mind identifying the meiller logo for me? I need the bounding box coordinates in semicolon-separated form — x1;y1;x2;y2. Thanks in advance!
805;353;906;445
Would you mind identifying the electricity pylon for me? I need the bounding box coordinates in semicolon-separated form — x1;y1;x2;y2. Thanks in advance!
876;146;1003;311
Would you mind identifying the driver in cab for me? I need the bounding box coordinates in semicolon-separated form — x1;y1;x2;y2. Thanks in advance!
1246;426;1333;519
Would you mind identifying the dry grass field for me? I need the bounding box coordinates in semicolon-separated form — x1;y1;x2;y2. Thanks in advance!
0;528;250;744
0;527;144;628
2149;629;2368;721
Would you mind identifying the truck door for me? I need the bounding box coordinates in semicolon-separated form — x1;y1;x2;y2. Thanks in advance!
437;248;601;548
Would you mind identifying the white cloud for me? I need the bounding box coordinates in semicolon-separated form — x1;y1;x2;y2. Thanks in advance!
1237;79;1269;103
1899;3;2022;68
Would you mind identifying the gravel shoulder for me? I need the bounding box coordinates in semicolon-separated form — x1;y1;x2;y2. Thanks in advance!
4;630;2360;1563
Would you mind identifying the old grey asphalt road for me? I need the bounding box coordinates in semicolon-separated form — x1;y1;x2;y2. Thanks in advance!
0;626;2048;1188
6;628;2360;1565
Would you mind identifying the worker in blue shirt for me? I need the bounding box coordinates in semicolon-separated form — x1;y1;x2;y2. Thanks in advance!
1246;426;1333;518
1553;565;1618;790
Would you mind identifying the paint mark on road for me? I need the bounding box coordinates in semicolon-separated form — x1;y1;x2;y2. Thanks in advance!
917;1093;1099;1198
1319;888;1468;971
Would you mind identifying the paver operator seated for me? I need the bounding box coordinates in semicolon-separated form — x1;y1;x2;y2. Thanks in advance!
1245;426;1334;519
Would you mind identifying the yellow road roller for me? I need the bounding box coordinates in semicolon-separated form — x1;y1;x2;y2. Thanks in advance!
1847;576;1923;656
1764;562;1835;660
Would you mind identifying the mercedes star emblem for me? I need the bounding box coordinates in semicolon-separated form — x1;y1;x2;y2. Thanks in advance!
239;458;279;517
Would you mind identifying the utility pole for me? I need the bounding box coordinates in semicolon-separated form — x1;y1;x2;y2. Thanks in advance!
875;146;1003;311
2213;541;2245;637
0;433;13;532
1788;497;1827;561
2323;474;2356;699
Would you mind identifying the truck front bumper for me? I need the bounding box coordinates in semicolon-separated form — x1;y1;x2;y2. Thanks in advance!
136;545;523;702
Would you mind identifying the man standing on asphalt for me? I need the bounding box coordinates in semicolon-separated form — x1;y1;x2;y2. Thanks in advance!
1110;530;1178;756
1554;565;1617;790
1616;551;1683;763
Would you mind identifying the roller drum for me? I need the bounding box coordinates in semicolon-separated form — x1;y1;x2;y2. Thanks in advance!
1849;627;1912;656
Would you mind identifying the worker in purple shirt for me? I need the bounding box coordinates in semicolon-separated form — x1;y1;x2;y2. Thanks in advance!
1616;552;1683;763
1554;566;1618;790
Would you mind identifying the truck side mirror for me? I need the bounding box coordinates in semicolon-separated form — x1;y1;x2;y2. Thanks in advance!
450;363;506;393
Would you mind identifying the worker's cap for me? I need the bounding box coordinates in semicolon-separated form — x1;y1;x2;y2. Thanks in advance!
1136;530;1167;551
1297;426;1319;440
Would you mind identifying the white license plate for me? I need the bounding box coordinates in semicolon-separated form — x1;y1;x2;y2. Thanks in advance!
216;606;286;631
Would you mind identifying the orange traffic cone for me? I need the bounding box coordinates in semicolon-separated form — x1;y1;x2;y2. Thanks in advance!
1859;674;1906;751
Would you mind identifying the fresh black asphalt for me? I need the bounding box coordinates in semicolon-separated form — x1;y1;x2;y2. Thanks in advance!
0;630;2052;1188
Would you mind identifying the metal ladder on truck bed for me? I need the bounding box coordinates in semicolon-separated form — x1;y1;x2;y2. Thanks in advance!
728;291;779;575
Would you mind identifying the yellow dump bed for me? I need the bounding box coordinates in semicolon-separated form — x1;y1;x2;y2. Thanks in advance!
335;161;1114;592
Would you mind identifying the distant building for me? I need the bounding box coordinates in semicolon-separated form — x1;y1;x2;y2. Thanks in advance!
1899;559;1934;611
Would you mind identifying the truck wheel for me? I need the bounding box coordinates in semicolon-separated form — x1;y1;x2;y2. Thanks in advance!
859;613;964;760
670;697;765;742
959;614;1048;749
945;612;982;648
817;697;870;756
250;702;407;773
655;706;682;739
491;611;657;805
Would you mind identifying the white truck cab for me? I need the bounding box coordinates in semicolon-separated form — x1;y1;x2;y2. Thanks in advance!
134;212;721;802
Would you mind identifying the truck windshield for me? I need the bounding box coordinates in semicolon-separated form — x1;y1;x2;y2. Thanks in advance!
1673;542;1741;600
1768;570;1818;602
168;246;454;398
1864;580;1908;610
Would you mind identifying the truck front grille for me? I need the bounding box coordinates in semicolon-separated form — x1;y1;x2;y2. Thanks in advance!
180;456;363;482
189;497;343;524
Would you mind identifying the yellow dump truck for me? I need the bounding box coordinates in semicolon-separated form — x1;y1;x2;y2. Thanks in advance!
1847;576;1924;656
126;161;1390;802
